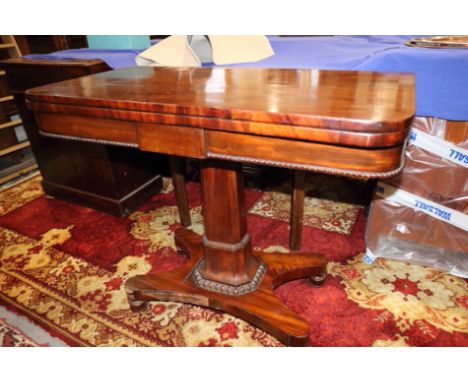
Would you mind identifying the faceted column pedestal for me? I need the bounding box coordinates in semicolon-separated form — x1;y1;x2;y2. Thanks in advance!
125;160;327;346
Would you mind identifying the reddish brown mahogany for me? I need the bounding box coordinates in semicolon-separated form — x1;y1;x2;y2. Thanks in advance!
26;67;415;346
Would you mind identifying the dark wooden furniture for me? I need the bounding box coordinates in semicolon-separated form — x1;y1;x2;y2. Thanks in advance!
0;36;35;184
1;58;165;216
289;170;305;250
26;67;415;346
13;35;88;54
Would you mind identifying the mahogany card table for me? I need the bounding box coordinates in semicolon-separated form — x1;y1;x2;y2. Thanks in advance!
26;67;415;346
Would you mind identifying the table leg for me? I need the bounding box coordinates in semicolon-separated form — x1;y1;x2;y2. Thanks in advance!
169;156;192;227
290;170;305;251
125;159;327;346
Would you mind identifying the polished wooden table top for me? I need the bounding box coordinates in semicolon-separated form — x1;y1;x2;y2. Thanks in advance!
27;66;414;140
27;67;415;178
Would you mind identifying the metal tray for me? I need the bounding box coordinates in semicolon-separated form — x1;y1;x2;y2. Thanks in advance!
405;36;468;48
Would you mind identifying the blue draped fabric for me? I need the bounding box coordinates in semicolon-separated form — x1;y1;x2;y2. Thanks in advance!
25;36;468;120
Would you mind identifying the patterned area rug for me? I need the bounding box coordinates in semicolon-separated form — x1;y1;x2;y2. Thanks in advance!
249;174;363;234
0;175;466;346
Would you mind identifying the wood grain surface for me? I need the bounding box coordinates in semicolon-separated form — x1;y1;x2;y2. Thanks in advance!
27;66;414;144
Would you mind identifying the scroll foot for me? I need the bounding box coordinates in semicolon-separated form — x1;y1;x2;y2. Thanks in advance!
126;287;149;312
309;272;326;287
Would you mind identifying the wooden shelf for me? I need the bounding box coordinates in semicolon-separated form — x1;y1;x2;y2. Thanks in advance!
0;36;35;186
0;95;14;103
0;160;38;185
0;140;30;157
0;119;22;130
0;43;15;49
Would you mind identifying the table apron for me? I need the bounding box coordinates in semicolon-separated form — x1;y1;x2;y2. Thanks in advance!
36;114;405;178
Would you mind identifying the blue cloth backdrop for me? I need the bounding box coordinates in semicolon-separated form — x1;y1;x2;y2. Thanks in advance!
25;36;468;120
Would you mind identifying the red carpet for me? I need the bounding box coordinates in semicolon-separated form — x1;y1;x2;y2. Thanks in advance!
0;174;466;346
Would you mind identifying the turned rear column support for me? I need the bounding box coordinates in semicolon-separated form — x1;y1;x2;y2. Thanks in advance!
290;170;305;251
169;156;192;227
194;160;264;291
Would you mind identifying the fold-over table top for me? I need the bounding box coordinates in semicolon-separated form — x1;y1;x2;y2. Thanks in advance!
27;66;415;178
27;67;414;147
27;67;414;128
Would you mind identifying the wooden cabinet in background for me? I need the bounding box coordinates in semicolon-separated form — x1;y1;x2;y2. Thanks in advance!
1;57;165;216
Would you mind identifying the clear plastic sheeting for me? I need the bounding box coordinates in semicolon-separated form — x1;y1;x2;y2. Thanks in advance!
365;117;468;278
